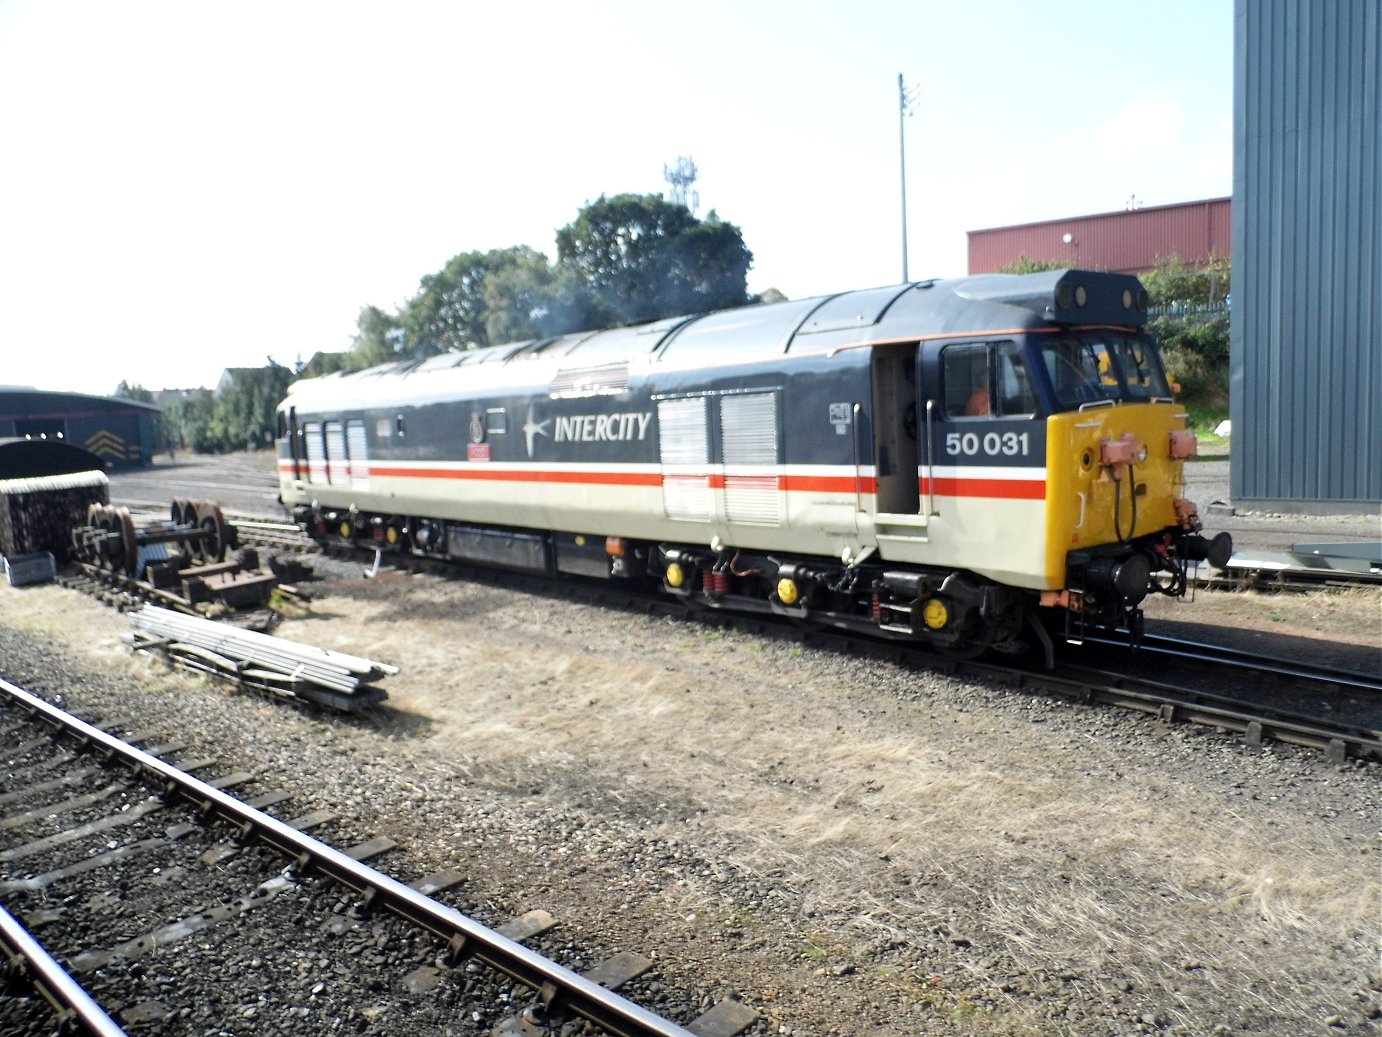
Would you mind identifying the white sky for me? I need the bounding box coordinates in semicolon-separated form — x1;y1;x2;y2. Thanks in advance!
0;0;1232;396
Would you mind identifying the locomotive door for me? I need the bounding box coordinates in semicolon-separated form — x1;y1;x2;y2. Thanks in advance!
871;346;920;516
285;407;304;483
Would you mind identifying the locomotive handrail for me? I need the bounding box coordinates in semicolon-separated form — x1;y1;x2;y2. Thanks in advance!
852;402;863;513
924;398;937;516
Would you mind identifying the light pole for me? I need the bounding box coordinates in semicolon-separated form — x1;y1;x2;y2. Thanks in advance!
898;74;920;282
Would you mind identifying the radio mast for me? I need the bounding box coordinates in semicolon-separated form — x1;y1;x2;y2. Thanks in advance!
663;156;700;215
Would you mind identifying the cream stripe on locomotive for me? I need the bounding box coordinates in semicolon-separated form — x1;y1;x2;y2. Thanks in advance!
279;455;881;556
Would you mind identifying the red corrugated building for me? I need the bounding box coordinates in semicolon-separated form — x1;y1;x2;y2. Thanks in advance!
967;197;1230;274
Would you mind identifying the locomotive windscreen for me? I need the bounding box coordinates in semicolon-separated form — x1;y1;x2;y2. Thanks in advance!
1039;334;1173;410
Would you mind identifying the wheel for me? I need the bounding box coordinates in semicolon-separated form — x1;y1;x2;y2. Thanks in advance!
116;507;139;576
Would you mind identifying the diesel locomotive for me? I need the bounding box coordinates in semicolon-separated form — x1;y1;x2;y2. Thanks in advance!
276;269;1231;662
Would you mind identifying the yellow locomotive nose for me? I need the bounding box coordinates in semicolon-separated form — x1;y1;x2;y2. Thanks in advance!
1044;403;1192;584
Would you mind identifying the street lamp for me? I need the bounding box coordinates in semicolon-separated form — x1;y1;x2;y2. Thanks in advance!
899;74;920;282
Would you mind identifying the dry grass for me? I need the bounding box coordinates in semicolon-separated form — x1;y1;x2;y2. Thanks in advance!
1144;583;1382;646
6;573;1377;1033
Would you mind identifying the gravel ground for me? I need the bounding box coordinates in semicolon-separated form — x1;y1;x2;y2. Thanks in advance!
1;563;1379;1035
1;450;1378;1035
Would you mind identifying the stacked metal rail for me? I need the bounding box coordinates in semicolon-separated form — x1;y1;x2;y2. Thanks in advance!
127;605;395;710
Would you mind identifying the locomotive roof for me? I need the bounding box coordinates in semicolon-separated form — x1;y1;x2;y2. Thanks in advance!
283;269;1148;409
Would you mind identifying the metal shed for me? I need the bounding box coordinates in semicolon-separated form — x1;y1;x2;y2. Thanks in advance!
0;390;160;469
1230;0;1380;512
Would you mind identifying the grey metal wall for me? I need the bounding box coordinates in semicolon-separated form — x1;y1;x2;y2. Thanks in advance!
1230;0;1381;511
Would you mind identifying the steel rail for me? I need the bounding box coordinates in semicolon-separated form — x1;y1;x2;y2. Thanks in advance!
1004;661;1382;763
0;900;127;1037
1083;631;1382;694
0;677;697;1037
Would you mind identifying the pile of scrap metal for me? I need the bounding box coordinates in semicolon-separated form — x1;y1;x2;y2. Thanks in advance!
69;499;309;612
127;604;395;711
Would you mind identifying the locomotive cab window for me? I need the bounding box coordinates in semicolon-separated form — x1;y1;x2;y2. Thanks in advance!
943;341;1035;418
1040;335;1172;410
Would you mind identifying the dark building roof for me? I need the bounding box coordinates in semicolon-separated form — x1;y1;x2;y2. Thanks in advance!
967;198;1231;275
0;390;161;417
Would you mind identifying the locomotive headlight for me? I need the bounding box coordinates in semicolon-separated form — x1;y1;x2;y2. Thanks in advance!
666;562;686;588
1137;444;1149;463
776;577;800;605
921;598;949;630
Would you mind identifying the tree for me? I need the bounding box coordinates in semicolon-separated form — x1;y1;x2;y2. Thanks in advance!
402;246;553;355
480;250;592;345
995;256;1067;274
163;390;218;454
1143;255;1231;409
350;306;405;368
211;361;294;451
1141;254;1230;311
556;194;752;327
155;363;294;454
338;193;755;369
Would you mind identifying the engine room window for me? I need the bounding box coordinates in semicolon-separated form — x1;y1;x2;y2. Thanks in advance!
304;422;324;484
485;408;507;434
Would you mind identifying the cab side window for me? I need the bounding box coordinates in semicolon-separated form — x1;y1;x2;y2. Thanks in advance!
943;345;990;418
994;342;1037;417
944;341;1037;419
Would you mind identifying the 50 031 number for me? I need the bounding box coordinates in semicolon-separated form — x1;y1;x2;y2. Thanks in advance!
945;431;1031;457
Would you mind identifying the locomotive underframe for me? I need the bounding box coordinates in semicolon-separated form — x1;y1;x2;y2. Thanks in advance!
300;502;1063;660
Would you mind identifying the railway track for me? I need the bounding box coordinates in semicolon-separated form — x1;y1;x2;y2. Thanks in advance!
0;678;757;1037
98;512;1375;765
269;535;1381;764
